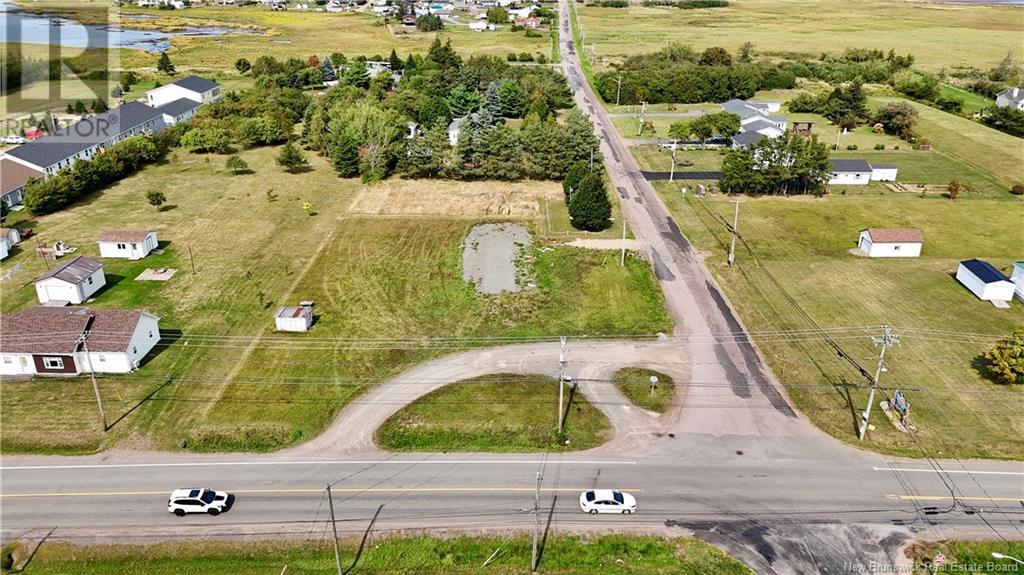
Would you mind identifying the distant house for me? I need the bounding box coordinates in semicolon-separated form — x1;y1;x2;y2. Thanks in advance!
995;87;1024;111
857;228;922;258
0;158;43;208
956;259;1015;304
157;98;202;125
448;117;465;146
98;229;159;260
34;256;106;305
517;15;542;29
275;302;314;332
828;159;899;185
146;76;221;109
0;307;161;376
723;99;787;148
402;14;417;24
469;20;490;31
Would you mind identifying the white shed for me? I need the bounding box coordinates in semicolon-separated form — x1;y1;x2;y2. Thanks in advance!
0;227;22;246
98;229;159;260
857;228;922;258
956;259;1015;303
1012;262;1024;303
0;237;8;261
828;159;873;185
275;302;314;332
870;163;898;182
34;256;106;305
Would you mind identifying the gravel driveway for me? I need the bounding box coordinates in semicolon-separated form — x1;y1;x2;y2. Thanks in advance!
462;223;533;294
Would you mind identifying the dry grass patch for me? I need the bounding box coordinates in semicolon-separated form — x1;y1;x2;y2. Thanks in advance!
347;179;562;219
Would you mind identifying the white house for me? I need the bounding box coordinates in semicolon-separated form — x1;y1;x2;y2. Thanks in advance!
146;76;221;109
1011;262;1024;303
0;227;22;247
0;238;8;261
98;229;159;260
870;163;898;182
995;87;1024;111
857;228;923;258
33;256;106;305
723;99;788;148
448;117;465;146
0;307;161;376
956;259;1015;304
828;159;873;185
157;98;202;125
0;158;43;208
275;303;314;332
469;20;495;31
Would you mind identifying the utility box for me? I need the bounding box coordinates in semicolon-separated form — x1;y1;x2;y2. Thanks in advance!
275;302;314;332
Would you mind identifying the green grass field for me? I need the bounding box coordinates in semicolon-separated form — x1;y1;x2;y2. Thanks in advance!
3;535;752;574
575;0;1023;72
0;143;671;455
905;540;1024;574
612;368;674;413
651;184;1024;459
937;84;993;116
376;373;612;451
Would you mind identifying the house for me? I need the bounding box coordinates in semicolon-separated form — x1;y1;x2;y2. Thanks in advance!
517;15;542;29
0;307;161;376
956;259;1015;304
469;20;495;30
870;163;898;182
747;100;782;113
401;14;417;24
730;131;766;149
97;229;159;260
157;98;202;125
0;158;43;208
723;99;788;148
0;227;22;247
857;228;923;258
1;102;166;176
448;117;465;146
0;238;8;260
275;302;314;332
33;256;106;305
146;76;221;109
995;87;1024;111
1012;262;1024;303
828;159;873;185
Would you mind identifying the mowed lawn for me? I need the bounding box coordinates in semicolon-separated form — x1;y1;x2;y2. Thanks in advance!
654;187;1024;459
576;0;1022;72
377;374;612;452
0;143;671;454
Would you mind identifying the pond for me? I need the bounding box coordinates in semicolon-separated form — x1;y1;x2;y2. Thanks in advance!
0;0;259;52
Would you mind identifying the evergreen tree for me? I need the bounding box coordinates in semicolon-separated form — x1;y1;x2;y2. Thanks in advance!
344;60;370;88
419;96;453;129
235;58;251;74
320;56;337;83
481;124;523;180
400;123;450;178
388;49;403;71
91;98;108;113
497;80;527;118
156;52;175;75
226;155;249;174
568;173;612;231
482;82;501;125
330;130;360;177
405;54;417;71
447;86;483;117
276;141;309;173
563;109;600;166
562;161;591;203
523;118;571;180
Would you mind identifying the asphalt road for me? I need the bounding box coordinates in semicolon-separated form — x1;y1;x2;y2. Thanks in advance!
0;5;1022;575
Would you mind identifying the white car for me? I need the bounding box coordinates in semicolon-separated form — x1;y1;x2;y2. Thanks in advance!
167;488;233;516
579;489;636;514
2;135;26;145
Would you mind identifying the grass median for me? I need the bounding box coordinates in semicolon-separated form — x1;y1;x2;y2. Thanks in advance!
613;368;674;413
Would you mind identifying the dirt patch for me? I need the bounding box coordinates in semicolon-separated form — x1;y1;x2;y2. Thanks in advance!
567;238;647;252
347;180;560;218
462;223;533;294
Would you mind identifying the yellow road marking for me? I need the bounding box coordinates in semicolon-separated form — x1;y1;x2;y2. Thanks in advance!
1;487;644;499
891;495;1022;503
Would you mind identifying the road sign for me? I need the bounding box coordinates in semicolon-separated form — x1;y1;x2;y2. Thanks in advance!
933;552;945;566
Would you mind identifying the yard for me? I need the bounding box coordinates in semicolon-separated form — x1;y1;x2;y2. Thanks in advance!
575;0;1022;72
0;143;671;455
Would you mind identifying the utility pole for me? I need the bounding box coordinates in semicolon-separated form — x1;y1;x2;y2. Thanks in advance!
859;325;899;441
80;332;108;432
636;101;646;136
326;484;343;575
669;139;679;182
557;336;567;434
530;466;543;572
188;244;196;274
615;76;622;107
727;199;742;266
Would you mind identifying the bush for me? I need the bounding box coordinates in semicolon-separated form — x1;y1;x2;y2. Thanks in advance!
590;0;628;6
846;144;858;150
518;52;534;62
416;14;443;32
525;29;542;38
235;116;286;148
984;328;1024;385
507;53;518;62
873;143;885;150
1011;184;1024;195
181;126;231;153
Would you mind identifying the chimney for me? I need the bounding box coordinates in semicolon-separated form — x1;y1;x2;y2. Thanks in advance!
1014;87;1021;98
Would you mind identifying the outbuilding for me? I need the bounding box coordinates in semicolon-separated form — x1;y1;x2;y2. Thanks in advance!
33;256;106;305
1011;262;1024;302
870;163;898;182
828;159;873;185
275;302;314;332
0;227;21;247
857;228;923;258
0;238;8;261
956;259;1015;304
98;229;159;260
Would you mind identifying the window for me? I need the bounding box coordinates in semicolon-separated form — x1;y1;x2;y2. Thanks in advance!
88;276;93;285
43;357;64;369
131;243;137;249
894;245;900;251
117;243;126;249
132;346;137;354
3;357;11;364
148;331;154;338
98;355;106;362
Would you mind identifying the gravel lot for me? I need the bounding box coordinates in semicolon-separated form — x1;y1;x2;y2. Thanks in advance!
462;223;533;294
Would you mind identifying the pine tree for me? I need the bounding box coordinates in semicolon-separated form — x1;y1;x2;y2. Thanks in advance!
497;80;526;118
388;49;403;71
320;56;337;83
481;82;501;126
225;155;248;174
481;124;523;180
276;141;309;173
344;60;370;88
404;54;416;71
156;52;175;75
330;130;360;177
523;118;570;180
563;109;600;166
568;173;612;231
562;161;591;202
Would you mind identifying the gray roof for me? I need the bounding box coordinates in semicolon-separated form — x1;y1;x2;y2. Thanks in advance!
997;87;1023;103
830;159;872;173
721;99;764;120
768;115;788;124
743;119;781;135
960;259;1010;284
731;131;766;147
172;75;219;93
35;255;103;284
157;98;201;117
4;102;163;170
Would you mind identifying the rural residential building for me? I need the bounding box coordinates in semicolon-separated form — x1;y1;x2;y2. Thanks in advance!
870;163;899;182
857;228;923;258
157;98;202;125
995;87;1024;110
1013;262;1024;303
0;307;161;376
0;227;22;247
724;99;788;148
275;302;314;332
828;159;899;185
0;158;43;208
146;76;222;109
0;238;8;260
97;229;159;260
956;259;1015;304
33;256;106;305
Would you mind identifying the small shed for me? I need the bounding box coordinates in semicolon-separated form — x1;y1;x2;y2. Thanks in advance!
34;256;106;305
0;237;8;261
98;229;159;260
275;301;314;332
858;228;922;258
1012;262;1024;302
870;163;898;182
828;159;872;185
956;259;1015;303
0;227;22;246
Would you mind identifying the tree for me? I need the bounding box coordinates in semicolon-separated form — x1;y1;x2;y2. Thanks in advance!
699;47;732;67
873;101;919;139
522;117;571;180
236;116;285;148
480;124;523;180
447;85;484;117
388;49;403;71
947;179;962;200
416;14;444;32
486;6;508;23
822;82;868;124
720;132;830;195
563;109;601;167
226;154;248;174
110;85;122;98
344;60;370;88
497;80;527;118
668;120;692;141
981;105;1024;138
709;111;740;139
91;98;108;113
156;52;175;75
688;115;715;145
737;41;754;63
984;328;1024;385
329;129;360;177
181;127;231;153
320;56;337;83
235;58;251;74
72;100;87;114
562;161;590;203
569;173;612;231
146;189;166;211
276;141;308;173
419;96;453;129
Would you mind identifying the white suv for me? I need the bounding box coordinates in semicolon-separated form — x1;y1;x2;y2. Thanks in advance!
168;488;233;516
